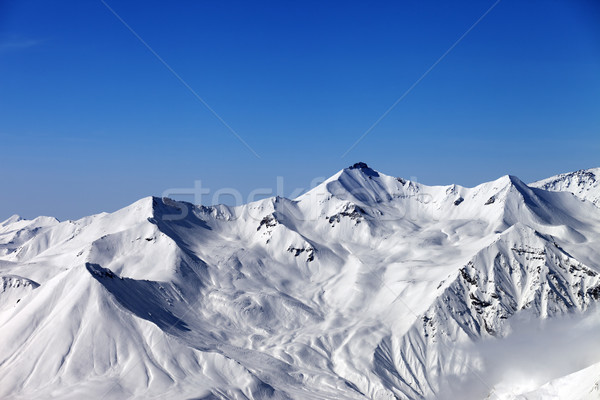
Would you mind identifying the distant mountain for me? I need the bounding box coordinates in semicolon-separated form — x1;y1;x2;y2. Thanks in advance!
1;164;599;399
530;168;600;207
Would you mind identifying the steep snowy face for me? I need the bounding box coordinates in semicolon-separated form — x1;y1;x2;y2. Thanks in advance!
1;164;600;400
530;168;600;207
321;162;398;204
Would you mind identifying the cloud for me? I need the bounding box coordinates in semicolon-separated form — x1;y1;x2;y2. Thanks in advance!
436;306;600;400
0;37;46;52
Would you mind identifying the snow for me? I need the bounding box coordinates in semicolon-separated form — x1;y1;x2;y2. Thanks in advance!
1;164;599;399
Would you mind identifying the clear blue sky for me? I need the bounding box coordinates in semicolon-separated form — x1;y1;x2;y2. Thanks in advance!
1;0;599;220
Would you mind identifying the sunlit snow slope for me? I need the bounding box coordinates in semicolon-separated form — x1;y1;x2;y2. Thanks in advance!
1;163;600;400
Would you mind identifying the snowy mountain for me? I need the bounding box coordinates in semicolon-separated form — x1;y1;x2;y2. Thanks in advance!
1;164;600;400
530;167;600;207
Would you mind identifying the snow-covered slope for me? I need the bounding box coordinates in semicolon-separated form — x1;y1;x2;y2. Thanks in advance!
1;163;600;400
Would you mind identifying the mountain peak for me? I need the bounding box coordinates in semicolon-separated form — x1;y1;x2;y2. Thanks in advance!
348;162;369;170
505;174;530;191
1;214;22;226
530;167;600;207
346;162;380;177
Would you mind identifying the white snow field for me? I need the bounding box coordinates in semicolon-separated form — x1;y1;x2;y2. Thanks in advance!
1;163;599;400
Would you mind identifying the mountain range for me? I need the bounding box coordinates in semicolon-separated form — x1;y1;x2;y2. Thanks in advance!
1;164;599;400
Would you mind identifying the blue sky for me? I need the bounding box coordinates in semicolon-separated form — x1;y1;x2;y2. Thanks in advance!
1;0;599;220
